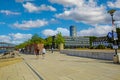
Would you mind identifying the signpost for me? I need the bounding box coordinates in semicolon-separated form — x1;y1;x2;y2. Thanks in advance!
108;32;113;38
108;9;120;63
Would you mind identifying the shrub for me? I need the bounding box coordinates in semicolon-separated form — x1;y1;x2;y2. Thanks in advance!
96;45;105;49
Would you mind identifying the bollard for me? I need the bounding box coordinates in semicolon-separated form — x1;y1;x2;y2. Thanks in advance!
113;55;119;63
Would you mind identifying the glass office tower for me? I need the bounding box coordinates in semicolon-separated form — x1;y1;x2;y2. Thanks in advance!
70;25;77;37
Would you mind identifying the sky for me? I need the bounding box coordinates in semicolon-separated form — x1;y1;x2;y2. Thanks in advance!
0;0;120;44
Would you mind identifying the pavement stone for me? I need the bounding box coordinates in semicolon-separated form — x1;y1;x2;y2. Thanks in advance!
0;61;39;80
22;51;120;80
0;51;120;80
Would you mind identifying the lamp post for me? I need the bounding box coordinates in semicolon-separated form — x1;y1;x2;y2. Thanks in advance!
52;35;55;48
108;9;118;55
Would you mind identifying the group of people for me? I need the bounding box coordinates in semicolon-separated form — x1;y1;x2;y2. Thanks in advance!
34;47;46;59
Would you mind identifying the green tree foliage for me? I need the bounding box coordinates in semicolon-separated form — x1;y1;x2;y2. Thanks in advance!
44;36;52;48
89;36;97;46
15;42;26;49
15;34;44;49
55;32;64;45
15;40;31;49
96;45;105;49
31;34;44;44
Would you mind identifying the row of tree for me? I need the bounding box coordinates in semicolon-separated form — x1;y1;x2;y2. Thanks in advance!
15;32;64;49
15;27;120;50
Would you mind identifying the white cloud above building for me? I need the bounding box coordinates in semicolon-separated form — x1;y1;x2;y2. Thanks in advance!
78;25;112;37
42;27;69;37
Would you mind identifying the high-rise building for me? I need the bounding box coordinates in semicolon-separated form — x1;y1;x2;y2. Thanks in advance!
63;25;90;48
70;25;77;37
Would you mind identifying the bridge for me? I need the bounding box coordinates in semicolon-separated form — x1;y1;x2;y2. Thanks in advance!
0;42;15;49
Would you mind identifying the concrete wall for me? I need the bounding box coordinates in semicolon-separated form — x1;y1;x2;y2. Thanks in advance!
60;50;115;60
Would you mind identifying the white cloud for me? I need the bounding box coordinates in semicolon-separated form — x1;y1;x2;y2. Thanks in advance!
78;25;112;37
42;29;56;36
0;33;32;44
42;25;112;37
108;0;120;8
49;0;84;7
13;19;48;29
50;0;110;25
16;0;34;3
42;27;69;37
0;10;20;15
23;2;56;13
9;33;32;40
0;35;11;43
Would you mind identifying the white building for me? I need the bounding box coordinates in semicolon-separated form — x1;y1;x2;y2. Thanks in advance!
92;37;112;47
64;36;90;48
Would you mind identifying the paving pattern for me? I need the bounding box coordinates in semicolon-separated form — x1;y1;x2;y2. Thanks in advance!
0;51;120;80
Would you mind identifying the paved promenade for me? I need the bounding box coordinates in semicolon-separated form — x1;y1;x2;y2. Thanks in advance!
0;51;120;80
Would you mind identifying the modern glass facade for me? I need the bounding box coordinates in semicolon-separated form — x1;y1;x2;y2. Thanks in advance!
64;36;90;48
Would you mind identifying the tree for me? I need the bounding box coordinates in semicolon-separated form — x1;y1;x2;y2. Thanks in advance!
89;36;97;47
55;32;64;48
15;34;45;49
31;34;44;44
15;40;31;49
45;36;52;49
55;32;64;45
96;45;105;49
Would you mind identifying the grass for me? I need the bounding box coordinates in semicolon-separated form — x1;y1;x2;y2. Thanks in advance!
0;57;23;68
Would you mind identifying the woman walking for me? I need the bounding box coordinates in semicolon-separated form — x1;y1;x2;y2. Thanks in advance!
42;47;46;59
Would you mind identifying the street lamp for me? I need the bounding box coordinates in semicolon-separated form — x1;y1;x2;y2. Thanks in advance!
52;35;55;48
108;9;118;55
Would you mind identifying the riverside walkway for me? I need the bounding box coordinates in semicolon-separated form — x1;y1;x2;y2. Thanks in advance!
0;51;120;80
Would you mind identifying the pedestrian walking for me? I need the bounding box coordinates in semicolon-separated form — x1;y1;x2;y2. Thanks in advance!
35;48;39;59
42;47;46;59
51;47;54;53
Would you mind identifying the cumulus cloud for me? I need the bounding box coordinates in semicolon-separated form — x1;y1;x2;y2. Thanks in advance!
13;19;48;30
50;0;110;25
50;0;84;7
42;27;69;37
0;10;20;15
23;2;56;13
78;25;112;37
0;33;32;44
107;0;120;8
0;35;11;43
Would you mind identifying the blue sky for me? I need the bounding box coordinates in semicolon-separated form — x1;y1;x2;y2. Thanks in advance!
0;0;120;44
